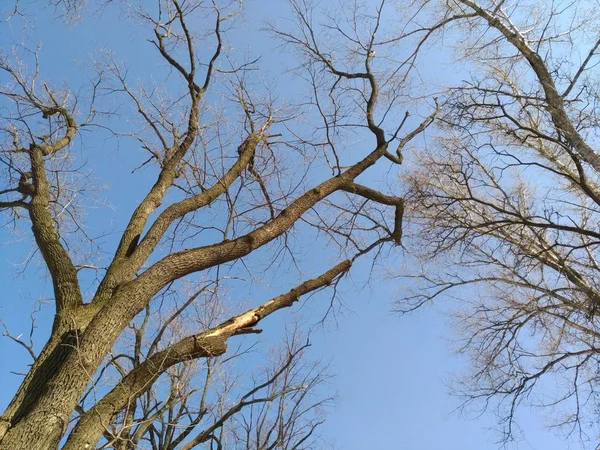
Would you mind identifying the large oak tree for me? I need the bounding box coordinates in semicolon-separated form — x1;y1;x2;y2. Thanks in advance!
0;1;437;448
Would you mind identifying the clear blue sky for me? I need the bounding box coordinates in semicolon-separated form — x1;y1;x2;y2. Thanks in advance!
0;1;588;449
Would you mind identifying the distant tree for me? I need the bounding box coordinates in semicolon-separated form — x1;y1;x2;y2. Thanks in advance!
402;0;600;444
0;1;438;448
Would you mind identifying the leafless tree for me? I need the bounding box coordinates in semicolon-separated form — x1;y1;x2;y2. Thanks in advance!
0;1;439;448
400;0;600;445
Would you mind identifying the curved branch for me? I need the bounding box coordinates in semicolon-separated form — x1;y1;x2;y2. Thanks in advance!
28;144;83;318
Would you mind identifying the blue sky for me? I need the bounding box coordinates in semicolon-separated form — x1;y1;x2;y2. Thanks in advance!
0;1;591;449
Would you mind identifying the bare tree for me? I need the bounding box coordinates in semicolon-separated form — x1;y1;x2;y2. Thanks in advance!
400;0;600;444
0;1;438;448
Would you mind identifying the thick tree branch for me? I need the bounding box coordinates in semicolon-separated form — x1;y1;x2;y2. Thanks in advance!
28;144;83;318
62;260;351;450
97;121;273;301
114;142;387;313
